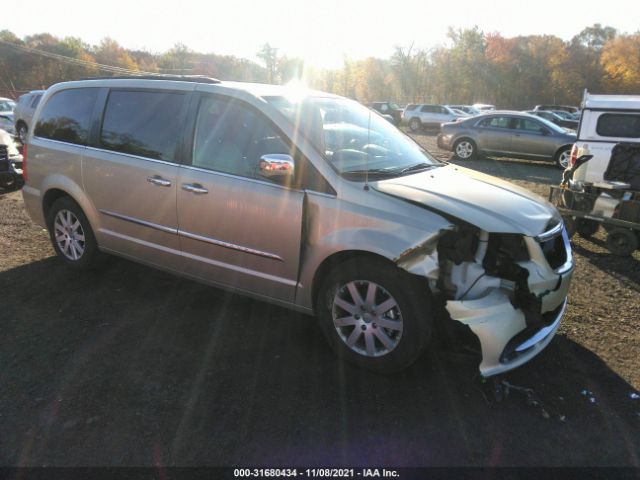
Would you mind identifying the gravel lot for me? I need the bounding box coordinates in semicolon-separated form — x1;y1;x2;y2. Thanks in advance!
0;135;639;466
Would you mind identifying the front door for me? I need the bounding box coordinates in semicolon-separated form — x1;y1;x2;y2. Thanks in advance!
177;94;304;302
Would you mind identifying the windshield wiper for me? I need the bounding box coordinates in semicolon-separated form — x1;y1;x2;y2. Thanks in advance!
341;168;398;176
396;162;441;174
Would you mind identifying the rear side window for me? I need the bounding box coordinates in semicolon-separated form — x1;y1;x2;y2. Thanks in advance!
100;90;186;162
514;118;544;132
480;116;512;129
596;113;640;138
34;88;98;145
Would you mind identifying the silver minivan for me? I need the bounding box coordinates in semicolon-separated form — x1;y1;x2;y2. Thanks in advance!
22;76;574;376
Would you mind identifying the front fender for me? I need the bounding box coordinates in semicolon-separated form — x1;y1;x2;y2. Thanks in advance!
295;191;453;309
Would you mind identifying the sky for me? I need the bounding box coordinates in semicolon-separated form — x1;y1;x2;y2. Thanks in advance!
6;0;640;69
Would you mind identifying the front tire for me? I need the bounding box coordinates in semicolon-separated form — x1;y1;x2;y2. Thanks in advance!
317;257;431;373
46;196;103;269
453;138;476;160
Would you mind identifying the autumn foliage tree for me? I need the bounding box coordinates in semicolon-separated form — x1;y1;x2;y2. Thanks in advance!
1;24;639;106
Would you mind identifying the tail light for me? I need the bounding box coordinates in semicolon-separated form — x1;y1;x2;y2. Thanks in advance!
569;144;578;167
22;143;27;182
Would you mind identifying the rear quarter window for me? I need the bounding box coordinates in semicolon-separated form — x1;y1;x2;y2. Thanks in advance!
34;88;99;145
596;113;640;138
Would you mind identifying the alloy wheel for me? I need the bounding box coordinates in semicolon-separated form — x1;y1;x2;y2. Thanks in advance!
331;280;403;357
455;141;474;159
558;149;570;169
54;209;86;260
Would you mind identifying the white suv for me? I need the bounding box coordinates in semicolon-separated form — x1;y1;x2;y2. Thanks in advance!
569;92;640;184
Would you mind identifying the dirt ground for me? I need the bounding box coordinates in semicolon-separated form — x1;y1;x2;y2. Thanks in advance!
0;135;639;467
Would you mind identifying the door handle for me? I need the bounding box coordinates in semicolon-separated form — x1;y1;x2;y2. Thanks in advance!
147;175;172;187
182;183;208;194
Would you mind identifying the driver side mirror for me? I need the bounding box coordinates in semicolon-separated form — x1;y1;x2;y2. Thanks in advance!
259;154;295;179
539;128;549;135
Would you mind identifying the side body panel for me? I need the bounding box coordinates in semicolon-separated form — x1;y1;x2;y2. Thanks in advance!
177;166;304;303
82;149;182;270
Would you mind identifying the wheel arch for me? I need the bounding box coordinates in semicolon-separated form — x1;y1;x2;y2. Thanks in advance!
310;250;400;315
40;176;100;232
554;144;573;159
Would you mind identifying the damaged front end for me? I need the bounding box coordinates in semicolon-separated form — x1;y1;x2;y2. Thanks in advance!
396;221;574;377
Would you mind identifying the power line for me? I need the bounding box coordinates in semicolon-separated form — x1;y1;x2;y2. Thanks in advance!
0;38;158;76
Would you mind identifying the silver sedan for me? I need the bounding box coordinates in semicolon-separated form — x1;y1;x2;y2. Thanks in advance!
437;111;576;169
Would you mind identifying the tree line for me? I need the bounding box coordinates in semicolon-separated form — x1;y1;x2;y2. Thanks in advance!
1;24;639;108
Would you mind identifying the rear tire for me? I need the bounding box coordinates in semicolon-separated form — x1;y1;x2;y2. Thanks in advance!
46;196;103;269
17;124;28;143
409;118;422;133
555;146;571;170
317;257;431;374
606;228;638;256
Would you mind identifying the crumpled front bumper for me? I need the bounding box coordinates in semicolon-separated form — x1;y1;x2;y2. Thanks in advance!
445;227;574;377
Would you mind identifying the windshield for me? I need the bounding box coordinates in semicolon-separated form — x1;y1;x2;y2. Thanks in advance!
389;103;401;110
266;95;440;178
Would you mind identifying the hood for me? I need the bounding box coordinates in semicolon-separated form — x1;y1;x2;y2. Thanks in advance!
373;164;560;237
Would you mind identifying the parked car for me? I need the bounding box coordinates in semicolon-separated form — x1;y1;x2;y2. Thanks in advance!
534;104;580;115
472;103;496;111
569;92;640;184
447;104;481;116
438;111;576;168
23;76;573;377
526;110;579;130
370;102;403;125
0;97;15;116
370;108;395;124
14;90;45;143
0;98;16;136
449;108;471;117
0;115;16;136
0;128;24;193
401;104;467;132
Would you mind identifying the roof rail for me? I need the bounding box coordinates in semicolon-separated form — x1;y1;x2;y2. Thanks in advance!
79;74;221;84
